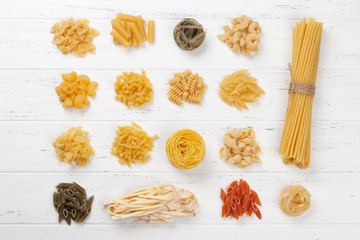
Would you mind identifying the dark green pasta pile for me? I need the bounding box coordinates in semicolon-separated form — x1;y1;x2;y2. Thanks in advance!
53;182;94;225
173;18;206;51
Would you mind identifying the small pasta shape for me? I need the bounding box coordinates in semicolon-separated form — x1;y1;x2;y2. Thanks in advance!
167;70;206;106
218;70;264;110
218;15;261;56
55;72;98;109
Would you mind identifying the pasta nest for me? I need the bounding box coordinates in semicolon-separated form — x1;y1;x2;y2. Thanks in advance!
50;18;99;57
114;71;153;108
104;183;199;223
220;127;261;168
280;185;311;216
53;126;94;166
111;122;158;166
166;129;206;169
219;70;265;110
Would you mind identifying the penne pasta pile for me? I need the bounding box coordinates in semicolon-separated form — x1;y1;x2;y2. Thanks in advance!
221;179;262;220
111;13;155;47
53;182;94;225
104;183;199;223
219;70;265;110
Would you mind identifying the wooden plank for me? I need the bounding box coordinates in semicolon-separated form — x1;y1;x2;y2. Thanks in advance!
0;70;358;121
0;20;358;70
0;121;358;173
0;224;359;240
0;0;359;20
0;173;359;224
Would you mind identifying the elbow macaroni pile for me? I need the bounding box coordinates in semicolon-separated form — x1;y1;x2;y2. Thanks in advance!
219;70;265;110
218;15;261;56
111;122;158;166
50;18;99;57
53;126;94;166
167;70;207;106
55;71;98;109
111;13;155;47
114;71;153;108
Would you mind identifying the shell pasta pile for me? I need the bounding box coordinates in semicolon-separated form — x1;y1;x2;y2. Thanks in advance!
104;183;199;223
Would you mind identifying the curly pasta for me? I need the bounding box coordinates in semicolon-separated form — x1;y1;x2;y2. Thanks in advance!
55;71;98;109
50;18;99;57
219;70;265;110
111;122;158;166
104;183;198;223
280;185;311;216
53;126;94;166
220;127;261;168
168;70;207;106
166;129;206;169
114;71;153;108
218;15;261;56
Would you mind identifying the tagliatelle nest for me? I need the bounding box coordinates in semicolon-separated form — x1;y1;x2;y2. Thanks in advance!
280;185;311;216
104;183;199;223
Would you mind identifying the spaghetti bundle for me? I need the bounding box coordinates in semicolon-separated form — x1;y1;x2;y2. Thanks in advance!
104;183;199;223
166;129;206;169
279;18;323;169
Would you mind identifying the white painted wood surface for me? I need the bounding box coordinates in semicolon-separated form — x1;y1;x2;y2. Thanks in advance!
0;0;360;239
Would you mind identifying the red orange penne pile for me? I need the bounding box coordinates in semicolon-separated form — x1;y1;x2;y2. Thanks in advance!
221;179;262;220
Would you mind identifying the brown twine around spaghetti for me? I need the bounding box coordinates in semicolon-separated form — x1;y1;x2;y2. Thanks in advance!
173;18;206;51
288;63;316;96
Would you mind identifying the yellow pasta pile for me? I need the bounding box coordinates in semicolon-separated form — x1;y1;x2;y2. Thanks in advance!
111;122;158;166
55;71;98;109
111;13;155;47
280;185;311;216
104;183;199;223
220;127;261;168
167;70;207;106
50;18;100;57
219;70;265;110
166;129;206;169
114;71;153;108
218;15;261;56
53;126;94;166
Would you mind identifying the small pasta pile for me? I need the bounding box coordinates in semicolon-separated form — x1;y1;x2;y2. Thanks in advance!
111;13;155;47
167;70;207;106
53;126;94;166
166;129;206;169
220;127;261;168
280;185;311;216
218;15;261;56
219;70;265;110
50;18;99;57
53;182;94;225
221;179;262;220
104;183;199;223
55;71;98;109
114;71;153;108
111;122;158;166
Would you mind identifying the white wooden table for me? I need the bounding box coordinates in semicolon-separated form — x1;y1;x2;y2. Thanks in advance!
0;0;359;239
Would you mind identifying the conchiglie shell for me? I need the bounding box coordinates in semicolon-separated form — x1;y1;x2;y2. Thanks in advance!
227;155;242;164
223;136;237;149
220;146;228;159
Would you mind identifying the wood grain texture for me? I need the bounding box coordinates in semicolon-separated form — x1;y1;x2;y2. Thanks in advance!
0;0;360;239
